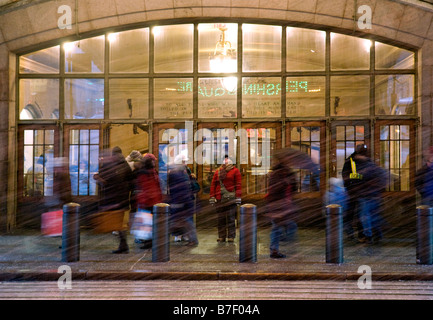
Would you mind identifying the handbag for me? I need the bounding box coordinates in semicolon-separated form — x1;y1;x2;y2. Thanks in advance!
130;208;153;240
41;210;63;237
219;179;236;201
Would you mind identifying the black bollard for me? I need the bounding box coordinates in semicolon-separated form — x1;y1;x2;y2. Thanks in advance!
326;204;343;264
152;203;170;262
239;204;257;263
61;203;80;262
416;205;433;265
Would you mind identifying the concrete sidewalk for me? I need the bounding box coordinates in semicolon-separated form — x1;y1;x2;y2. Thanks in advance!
0;227;432;282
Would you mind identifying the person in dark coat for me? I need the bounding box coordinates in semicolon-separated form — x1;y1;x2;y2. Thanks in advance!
94;146;134;254
342;144;387;244
265;153;298;259
167;154;198;246
415;147;433;206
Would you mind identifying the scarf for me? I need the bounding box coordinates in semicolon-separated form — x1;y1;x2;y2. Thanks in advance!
219;164;234;181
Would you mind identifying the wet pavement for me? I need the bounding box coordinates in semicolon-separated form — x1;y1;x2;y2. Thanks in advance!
0;226;432;282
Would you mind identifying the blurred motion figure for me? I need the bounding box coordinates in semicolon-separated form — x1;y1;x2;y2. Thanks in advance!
415;147;433;206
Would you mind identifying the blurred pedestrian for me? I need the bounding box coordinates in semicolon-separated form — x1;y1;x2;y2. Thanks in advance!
324;177;348;212
134;153;162;249
45;157;72;211
25;154;45;197
209;156;242;243
415;147;433;206
126;150;144;214
265;153;298;259
94;146;134;254
342;144;386;244
167;153;199;246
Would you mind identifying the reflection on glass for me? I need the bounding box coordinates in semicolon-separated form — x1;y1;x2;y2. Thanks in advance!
69;129;99;196
64;36;104;73
375;75;415;115
286;77;325;116
246;128;275;194
290;126;320;192
198;78;237;118
109;28;149;73
153;78;193;119
198;23;238;73
154;24;193;73
375;42;414;69
243;24;281;72
331;76;370;116
331;33;370;70
242;77;281;118
380;124;410;191
23;130;54;197
20;46;59;73
65;79;104;119
109;79;149;119
286;27;325;71
19;79;59;120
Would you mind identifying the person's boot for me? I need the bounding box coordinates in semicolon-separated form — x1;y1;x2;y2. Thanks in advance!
140;240;152;249
112;231;129;254
270;250;286;259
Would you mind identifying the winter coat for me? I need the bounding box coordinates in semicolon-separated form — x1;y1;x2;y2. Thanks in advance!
265;164;297;224
168;164;194;205
135;167;162;209
96;154;133;211
415;165;433;204
209;166;242;201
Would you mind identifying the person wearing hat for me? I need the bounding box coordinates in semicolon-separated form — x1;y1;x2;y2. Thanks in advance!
342;144;387;245
415;147;433;206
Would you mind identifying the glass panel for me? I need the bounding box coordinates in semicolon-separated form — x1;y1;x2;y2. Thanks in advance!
243;24;281;72
154;24;193;73
90;130;99;144
331;33;370;70
336;141;345;177
109;28;149;73
19;79;59;120
400;125;410;140
375;42;415;69
242;77;281;118
65;79;104;119
380;126;389;140
375;75;415;115
198;78;237;118
69;145;79;196
400;141;410;191
286;77;325;117
291;127;300;141
336;126;345;141
78;145;89;196
109;79;149;119
390;125;399;140
80;130;89;144
286;27;325;71
356;126;364;140
64;36;104;73
153;78;193;119
198;23;238;73
346;126;354;140
20;46;59;73
331;76;370;116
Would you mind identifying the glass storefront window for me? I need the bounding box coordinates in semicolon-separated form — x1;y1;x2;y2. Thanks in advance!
380;125;410;191
290;126;321;192
286;77;325;117
375;75;415;115
286;27;325;71
198;23;238;73
154;24;193;73
69;129;99;196
330;76;370;116
331;33;371;70
20;46;59;74
109;28;149;73
335;125;365;179
375;42;414;70
19;79;59;120
153;78;193;119
243;24;281;72
109;79;149;119
198;78;237;118
23;129;54;197
242;77;281;118
65;79;104;119
64;36;105;73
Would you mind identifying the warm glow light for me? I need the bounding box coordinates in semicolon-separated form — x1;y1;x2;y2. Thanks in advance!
63;42;75;53
222;77;237;92
107;33;117;42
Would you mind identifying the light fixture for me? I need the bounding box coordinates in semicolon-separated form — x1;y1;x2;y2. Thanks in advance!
209;26;237;74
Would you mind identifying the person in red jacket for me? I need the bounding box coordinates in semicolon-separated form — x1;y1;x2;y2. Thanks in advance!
209;156;242;242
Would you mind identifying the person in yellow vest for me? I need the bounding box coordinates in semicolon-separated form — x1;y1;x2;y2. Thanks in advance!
342;144;387;244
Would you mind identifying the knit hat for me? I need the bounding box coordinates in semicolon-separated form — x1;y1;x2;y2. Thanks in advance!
128;150;143;162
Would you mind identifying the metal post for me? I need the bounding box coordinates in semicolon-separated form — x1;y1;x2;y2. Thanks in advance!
326;204;343;264
417;205;433;265
61;203;80;262
152;203;170;262
239;204;257;263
